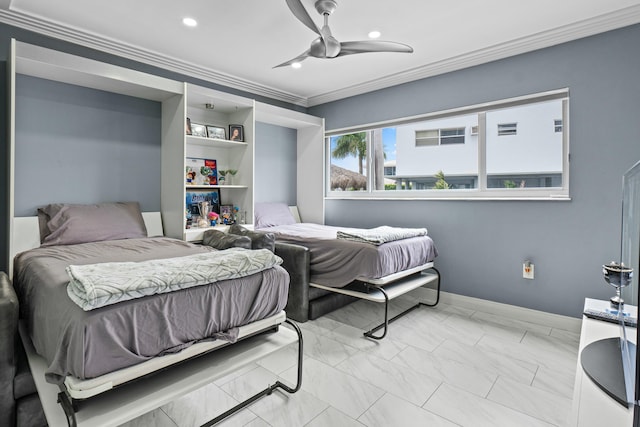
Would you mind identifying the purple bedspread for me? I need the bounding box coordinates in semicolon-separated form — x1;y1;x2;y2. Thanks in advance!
257;223;438;287
13;237;289;384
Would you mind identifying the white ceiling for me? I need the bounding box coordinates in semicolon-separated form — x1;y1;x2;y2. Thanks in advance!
1;0;640;107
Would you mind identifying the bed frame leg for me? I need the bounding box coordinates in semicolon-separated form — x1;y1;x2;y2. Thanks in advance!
421;267;441;307
200;319;304;427
363;267;441;340
58;392;78;427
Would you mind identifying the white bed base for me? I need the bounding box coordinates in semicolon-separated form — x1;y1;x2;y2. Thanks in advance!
310;262;441;339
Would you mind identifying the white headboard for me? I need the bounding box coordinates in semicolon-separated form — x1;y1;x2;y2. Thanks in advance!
9;212;163;277
289;206;302;223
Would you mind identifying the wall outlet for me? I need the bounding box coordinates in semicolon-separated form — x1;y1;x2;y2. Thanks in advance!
523;262;534;280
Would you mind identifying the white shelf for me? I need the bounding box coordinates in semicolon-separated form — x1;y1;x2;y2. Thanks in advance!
184;225;229;242
186;135;248;148
186;185;248;190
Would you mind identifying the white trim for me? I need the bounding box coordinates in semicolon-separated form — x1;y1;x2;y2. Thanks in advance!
438;291;582;333
0;5;638;107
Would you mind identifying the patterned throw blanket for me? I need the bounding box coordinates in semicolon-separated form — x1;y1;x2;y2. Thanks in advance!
336;226;428;245
66;248;282;311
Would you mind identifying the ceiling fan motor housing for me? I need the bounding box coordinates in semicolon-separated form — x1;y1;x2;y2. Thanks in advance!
315;0;337;15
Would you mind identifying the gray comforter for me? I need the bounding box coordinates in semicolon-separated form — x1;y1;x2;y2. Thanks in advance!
257;223;438;287
13;237;289;384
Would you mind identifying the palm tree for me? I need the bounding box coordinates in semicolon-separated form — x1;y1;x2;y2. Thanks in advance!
332;133;367;175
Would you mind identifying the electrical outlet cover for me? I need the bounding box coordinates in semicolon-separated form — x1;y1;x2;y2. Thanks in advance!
523;263;535;280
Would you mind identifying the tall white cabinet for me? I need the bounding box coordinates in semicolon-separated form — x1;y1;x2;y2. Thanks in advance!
6;39;324;274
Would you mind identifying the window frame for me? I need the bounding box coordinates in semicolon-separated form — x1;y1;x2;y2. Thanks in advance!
325;89;570;201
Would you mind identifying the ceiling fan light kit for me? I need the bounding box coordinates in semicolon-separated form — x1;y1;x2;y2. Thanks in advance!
275;0;413;68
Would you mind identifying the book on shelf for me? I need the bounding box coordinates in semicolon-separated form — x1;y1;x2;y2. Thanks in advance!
185;189;220;220
186;157;218;185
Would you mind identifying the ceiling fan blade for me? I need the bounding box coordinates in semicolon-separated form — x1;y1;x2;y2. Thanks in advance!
273;50;310;68
285;0;321;36
338;40;414;56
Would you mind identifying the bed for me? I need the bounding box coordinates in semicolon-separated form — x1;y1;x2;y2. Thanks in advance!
11;202;303;426
252;202;440;339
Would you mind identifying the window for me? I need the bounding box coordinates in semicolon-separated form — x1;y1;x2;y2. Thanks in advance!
326;89;569;199
498;123;517;136
415;127;465;146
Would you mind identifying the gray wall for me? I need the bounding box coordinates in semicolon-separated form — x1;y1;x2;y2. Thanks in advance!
255;122;297;205
309;24;640;318
14;75;161;215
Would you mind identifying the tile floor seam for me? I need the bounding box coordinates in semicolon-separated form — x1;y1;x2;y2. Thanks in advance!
160;407;180;427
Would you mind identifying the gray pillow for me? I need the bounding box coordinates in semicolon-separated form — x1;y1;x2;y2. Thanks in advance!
254;202;296;229
202;229;251;250
38;202;147;247
229;224;275;252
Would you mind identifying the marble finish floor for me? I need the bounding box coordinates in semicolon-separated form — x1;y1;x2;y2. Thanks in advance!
121;292;580;427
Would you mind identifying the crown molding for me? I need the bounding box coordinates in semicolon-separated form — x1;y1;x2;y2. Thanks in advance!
1;4;639;109
306;4;640;106
0;8;310;107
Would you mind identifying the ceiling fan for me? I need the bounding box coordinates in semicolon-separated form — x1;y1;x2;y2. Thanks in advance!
275;0;413;68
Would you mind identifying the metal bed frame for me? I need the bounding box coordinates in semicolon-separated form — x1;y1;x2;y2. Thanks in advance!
22;319;303;427
310;262;441;339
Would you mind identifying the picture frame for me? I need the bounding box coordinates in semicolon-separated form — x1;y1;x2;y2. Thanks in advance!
185;189;220;219
229;124;244;142
206;125;226;140
186;157;218;185
191;122;207;138
186;117;192;135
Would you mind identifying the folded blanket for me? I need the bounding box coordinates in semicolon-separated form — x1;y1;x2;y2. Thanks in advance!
336;226;428;245
66;248;282;311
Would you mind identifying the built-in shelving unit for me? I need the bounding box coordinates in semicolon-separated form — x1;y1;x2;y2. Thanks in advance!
178;83;255;241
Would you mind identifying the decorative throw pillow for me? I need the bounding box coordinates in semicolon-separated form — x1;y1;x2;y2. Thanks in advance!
38;202;147;246
254;202;296;229
228;224;276;252
202;229;251;250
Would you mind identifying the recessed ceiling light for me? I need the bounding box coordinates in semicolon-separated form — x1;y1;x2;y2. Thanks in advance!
291;62;302;69
183;17;197;27
368;30;381;39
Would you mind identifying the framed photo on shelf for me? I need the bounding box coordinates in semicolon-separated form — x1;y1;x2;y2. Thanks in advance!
191;122;207;137
206;125;226;140
185;189;220;220
229;124;244;142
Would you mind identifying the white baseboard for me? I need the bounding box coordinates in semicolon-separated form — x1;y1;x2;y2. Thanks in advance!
439;291;582;333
